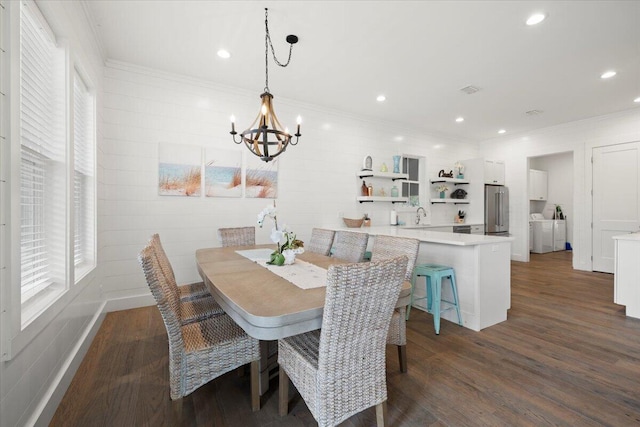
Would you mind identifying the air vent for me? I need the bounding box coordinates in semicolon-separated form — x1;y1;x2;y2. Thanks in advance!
526;109;544;116
459;85;480;95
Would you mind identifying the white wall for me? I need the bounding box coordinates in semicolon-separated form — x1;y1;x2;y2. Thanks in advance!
480;109;640;268
100;61;479;302
530;152;574;245
0;2;105;427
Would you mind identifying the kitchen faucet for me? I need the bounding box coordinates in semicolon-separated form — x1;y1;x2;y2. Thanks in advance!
416;207;426;225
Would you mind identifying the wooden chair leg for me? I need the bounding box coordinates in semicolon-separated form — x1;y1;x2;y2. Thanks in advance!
375;401;387;426
250;360;260;411
172;398;183;423
279;367;289;417
398;345;407;373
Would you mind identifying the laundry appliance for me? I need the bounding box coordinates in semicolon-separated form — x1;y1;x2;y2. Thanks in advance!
530;213;565;253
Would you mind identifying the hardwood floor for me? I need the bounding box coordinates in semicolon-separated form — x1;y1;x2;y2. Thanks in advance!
51;251;640;426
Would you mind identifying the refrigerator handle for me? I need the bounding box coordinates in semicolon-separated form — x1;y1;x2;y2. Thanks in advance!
495;192;500;226
499;191;503;226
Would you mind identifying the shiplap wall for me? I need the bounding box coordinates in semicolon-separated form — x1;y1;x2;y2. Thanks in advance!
100;61;480;303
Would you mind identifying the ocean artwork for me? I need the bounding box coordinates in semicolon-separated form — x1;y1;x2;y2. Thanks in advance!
246;156;278;198
204;148;242;197
158;143;202;197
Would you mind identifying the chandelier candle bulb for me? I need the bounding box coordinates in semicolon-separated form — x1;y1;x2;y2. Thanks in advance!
230;116;236;133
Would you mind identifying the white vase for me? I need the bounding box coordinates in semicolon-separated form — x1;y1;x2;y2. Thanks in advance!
282;249;296;265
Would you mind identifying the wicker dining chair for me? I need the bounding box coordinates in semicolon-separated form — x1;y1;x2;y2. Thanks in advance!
151;234;209;301
218;226;256;247
139;244;261;409
370;235;420;373
149;234;224;324
307;228;336;256
278;256;408;427
331;230;368;262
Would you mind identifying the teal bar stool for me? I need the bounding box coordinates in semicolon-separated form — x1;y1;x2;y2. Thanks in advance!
407;264;463;334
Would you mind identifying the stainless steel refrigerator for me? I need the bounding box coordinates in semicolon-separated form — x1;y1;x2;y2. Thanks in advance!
485;185;509;235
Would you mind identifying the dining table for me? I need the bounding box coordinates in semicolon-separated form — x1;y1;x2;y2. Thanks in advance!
195;244;412;394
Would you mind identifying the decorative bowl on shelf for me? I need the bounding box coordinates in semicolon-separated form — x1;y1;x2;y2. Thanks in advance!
343;217;364;228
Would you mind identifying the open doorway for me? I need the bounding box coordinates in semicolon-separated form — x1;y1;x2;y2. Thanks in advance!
526;152;574;264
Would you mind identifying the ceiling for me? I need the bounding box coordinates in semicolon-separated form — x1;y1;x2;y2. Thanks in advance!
84;1;640;142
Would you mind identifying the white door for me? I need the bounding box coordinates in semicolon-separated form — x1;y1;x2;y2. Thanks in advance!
592;142;640;273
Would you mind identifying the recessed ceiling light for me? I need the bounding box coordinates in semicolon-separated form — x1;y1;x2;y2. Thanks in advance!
455;117;464;123
376;95;386;102
498;129;506;134
601;70;616;79
217;49;231;59
526;13;546;26
394;136;404;142
634;97;640;103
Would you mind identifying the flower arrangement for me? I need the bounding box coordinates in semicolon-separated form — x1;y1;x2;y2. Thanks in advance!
257;201;304;265
454;161;465;176
436;184;449;193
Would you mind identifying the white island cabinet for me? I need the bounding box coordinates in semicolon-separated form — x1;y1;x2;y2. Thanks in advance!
613;233;640;319
331;226;514;331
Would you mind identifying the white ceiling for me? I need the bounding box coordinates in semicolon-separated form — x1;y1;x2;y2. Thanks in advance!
84;1;640;142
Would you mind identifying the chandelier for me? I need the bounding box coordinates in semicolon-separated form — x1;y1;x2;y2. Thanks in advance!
231;8;301;162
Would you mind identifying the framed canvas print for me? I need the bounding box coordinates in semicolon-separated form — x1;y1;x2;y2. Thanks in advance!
245;155;278;198
158;143;202;197
204;148;242;197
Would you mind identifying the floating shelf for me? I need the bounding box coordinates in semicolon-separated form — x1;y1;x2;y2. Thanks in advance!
357;171;408;181
430;198;470;204
430;178;470;185
357;196;409;204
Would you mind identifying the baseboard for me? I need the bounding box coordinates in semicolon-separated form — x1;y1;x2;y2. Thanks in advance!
30;301;107;427
29;292;156;427
104;293;155;313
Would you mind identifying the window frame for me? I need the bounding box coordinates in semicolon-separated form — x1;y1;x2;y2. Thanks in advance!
1;0;98;361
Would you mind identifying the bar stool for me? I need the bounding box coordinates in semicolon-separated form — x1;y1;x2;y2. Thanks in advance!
407;264;463;334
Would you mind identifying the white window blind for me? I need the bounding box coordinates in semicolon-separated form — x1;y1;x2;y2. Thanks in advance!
73;72;95;272
20;1;66;305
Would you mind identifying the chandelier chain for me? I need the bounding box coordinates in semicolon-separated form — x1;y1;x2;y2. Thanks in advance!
264;8;294;93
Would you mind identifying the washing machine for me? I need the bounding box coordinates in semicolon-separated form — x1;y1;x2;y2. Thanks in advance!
553;220;566;251
530;213;554;253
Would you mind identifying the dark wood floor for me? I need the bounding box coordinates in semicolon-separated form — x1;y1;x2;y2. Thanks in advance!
51;251;640;426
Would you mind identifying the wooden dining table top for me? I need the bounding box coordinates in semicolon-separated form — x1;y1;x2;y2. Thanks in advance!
195;244;412;340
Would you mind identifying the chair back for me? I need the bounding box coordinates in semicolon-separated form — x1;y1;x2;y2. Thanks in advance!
316;256;408;418
307;228;335;256
370;235;420;280
218;226;256;247
138;244;184;355
332;230;368;262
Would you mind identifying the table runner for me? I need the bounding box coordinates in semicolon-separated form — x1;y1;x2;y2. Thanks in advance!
235;249;327;290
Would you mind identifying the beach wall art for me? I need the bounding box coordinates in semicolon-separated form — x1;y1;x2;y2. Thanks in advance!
158;143;202;197
204;148;242;198
245;155;278;198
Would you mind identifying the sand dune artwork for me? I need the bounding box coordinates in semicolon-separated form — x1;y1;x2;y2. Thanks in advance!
158;143;202;197
245;155;278;199
204;148;241;198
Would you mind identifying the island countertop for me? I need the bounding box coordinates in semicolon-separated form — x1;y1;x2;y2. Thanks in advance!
612;232;640;241
331;226;514;246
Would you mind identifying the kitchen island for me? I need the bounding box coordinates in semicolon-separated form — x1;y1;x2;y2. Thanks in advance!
613;232;640;319
331;226;514;331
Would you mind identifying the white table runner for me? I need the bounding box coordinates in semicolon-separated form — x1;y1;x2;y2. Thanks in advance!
236;249;327;290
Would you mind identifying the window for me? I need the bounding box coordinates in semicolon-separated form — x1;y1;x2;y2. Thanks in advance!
402;156;421;207
19;1;66;323
73;73;95;276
